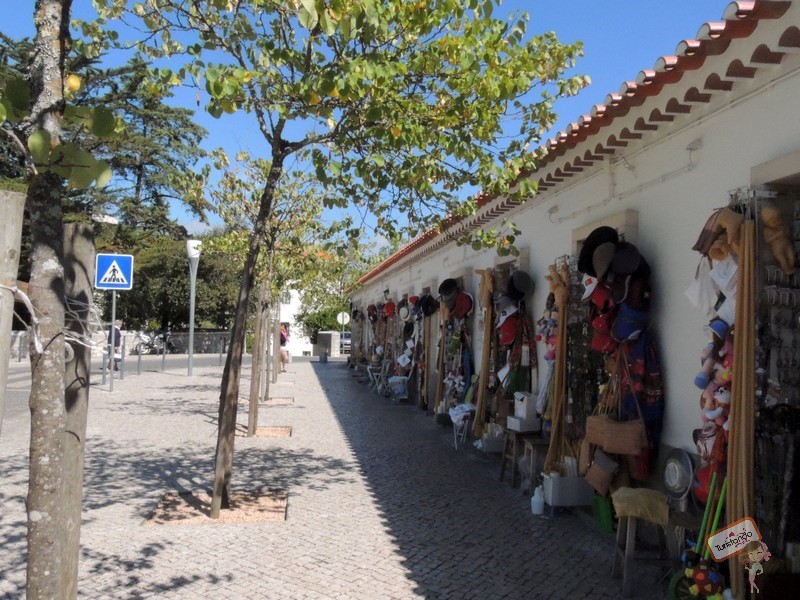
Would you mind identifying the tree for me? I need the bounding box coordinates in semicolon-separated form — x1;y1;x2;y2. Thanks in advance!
0;6;210;596
15;1;75;597
92;0;588;517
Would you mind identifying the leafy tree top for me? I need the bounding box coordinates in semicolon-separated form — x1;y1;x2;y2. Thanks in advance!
87;0;588;250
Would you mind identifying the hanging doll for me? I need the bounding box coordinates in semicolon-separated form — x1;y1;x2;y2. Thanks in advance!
761;203;796;275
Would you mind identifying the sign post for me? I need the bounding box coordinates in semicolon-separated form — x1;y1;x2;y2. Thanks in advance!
336;311;350;356
95;254;134;391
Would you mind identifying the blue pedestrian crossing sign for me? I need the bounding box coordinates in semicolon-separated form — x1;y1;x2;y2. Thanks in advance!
95;253;134;290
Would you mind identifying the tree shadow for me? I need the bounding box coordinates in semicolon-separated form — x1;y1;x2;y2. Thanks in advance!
313;362;670;599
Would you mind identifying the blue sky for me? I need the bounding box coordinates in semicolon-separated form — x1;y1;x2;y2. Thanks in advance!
6;0;728;235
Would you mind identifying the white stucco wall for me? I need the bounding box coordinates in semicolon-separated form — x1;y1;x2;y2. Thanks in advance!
280;290;313;357
352;9;800;453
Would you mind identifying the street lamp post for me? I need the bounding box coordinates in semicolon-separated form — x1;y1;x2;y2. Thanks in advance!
186;240;202;376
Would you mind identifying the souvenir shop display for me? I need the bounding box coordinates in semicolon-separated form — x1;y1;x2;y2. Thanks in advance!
687;193;800;597
541;260;573;474
751;195;799;592
485;268;537;430
433;279;476;423
573;227;664;495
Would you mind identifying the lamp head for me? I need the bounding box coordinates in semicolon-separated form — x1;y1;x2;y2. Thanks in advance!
186;239;202;259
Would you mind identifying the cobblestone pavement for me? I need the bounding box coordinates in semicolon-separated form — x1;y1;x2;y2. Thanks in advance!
1;357;669;599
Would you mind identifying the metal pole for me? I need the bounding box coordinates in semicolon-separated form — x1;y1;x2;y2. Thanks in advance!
120;336;126;380
161;339;166;372
186;240;201;376
109;290;116;392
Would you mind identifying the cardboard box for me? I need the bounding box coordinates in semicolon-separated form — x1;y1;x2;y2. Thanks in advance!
506;415;541;432
514;391;537;420
543;474;594;507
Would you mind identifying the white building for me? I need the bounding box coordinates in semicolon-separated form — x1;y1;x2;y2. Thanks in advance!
351;1;800;454
279;289;313;358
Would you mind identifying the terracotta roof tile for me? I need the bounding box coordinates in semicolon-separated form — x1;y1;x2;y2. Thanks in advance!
355;0;795;287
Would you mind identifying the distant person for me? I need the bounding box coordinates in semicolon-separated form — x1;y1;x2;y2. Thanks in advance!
279;323;289;373
108;319;123;371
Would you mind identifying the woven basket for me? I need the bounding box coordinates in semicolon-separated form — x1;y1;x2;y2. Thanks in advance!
602;418;647;456
584;449;618;496
585;414;607;446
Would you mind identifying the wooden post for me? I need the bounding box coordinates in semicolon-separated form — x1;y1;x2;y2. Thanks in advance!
62;223;95;596
433;302;448;413
472;268;494;438
0;190;25;434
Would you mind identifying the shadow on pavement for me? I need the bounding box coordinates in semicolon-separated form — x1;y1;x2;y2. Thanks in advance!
314;361;669;599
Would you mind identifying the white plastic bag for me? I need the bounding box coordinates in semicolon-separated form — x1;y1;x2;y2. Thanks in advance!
685;258;719;317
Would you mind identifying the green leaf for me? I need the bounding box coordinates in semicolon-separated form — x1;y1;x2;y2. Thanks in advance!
0;102;6;124
5;77;30;111
27;130;51;165
298;6;318;31
318;10;336;35
91;107;116;137
93;161;113;187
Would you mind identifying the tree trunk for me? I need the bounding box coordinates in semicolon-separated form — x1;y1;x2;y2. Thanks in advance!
26;1;73;597
26;171;68;599
61;223;94;597
0;190;25;435
246;281;268;436
211;152;284;518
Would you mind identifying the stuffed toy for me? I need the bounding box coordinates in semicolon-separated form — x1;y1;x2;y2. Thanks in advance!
694;320;730;390
535;309;558;361
716;207;744;245
701;385;731;432
761;203;796;275
684;562;725;598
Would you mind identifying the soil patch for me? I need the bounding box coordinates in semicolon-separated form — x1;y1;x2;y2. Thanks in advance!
265;396;294;405
256;426;292;437
146;489;287;525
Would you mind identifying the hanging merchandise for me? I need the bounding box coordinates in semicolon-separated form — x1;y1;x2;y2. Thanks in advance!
575;229;665;485
480;266;538;432
433;279;477;421
543;260;574;474
472;268;494;438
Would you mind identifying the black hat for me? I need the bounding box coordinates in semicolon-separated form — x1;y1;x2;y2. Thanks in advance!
420;294;439;317
578;226;619;276
505;270;534;301
610;241;642;276
438;278;459;310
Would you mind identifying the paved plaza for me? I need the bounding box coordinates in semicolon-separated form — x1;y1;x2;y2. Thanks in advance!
1;356;669;599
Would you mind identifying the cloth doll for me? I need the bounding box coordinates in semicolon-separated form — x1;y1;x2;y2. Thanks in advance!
761;203;796;275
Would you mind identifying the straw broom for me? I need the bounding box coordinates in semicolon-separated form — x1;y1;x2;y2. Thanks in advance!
544;262;572;473
472;268;494;438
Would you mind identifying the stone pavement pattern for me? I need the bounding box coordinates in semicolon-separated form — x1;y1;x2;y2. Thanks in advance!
0;357;669;598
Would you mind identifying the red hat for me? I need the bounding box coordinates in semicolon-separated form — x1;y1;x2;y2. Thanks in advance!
384;301;396;317
452;292;473;319
497;311;521;347
409;295;420;305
